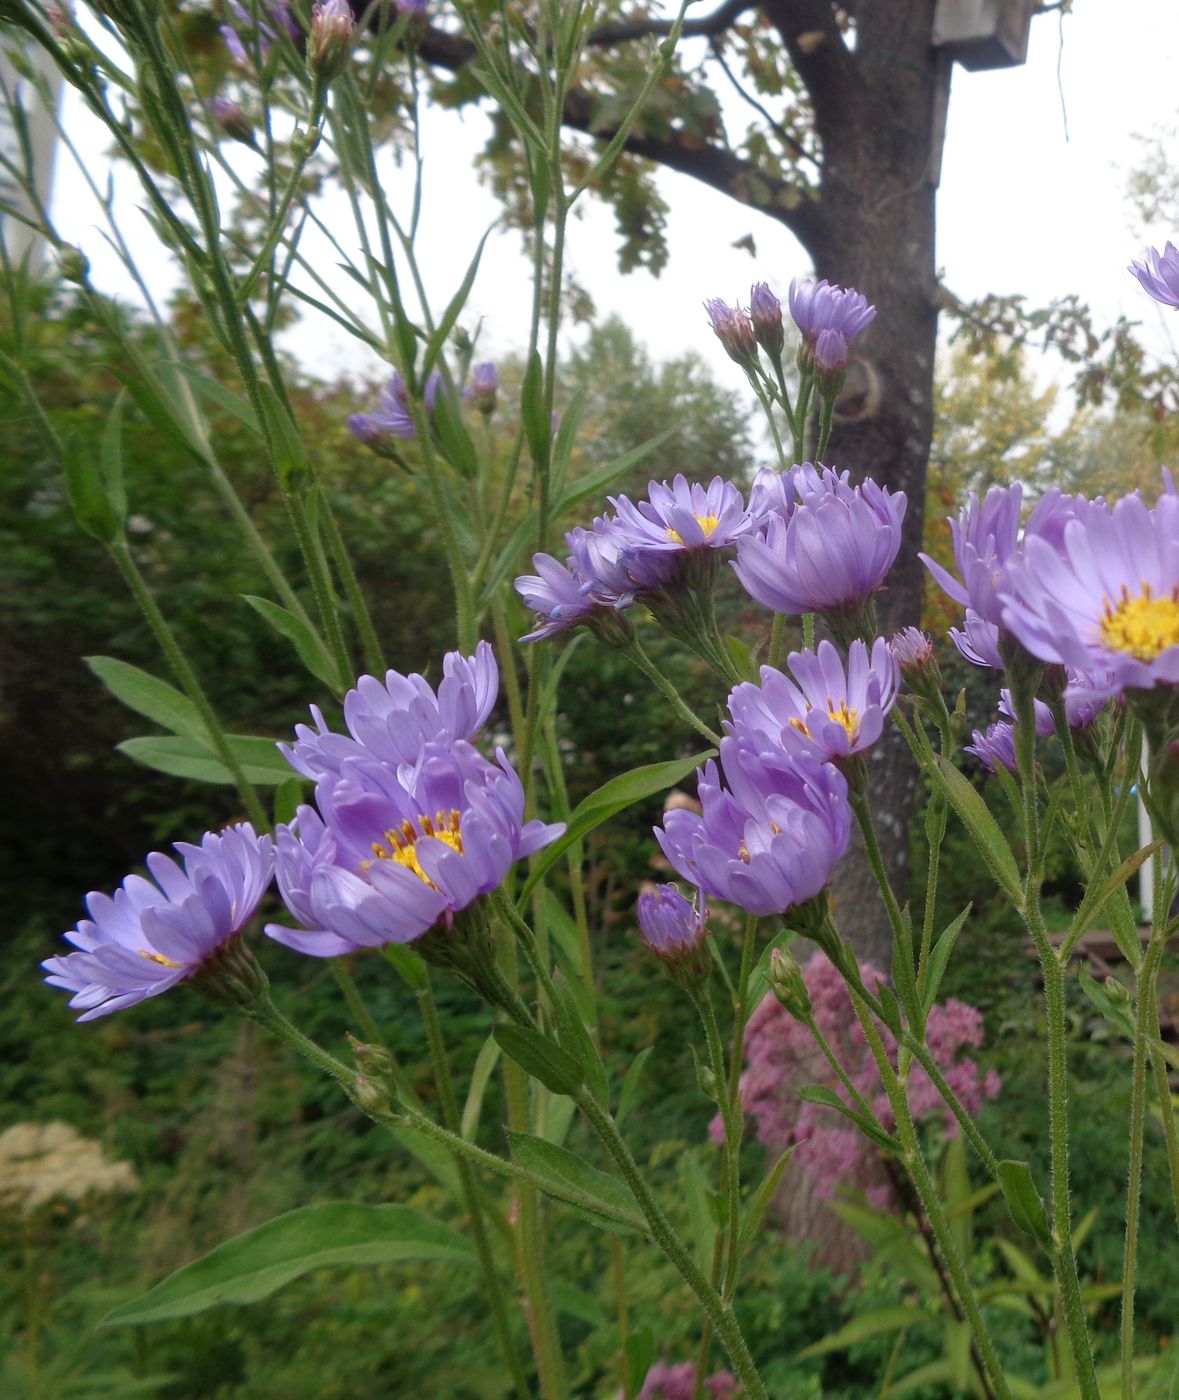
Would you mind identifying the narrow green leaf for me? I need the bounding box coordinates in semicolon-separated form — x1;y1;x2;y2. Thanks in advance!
625;1328;655;1398
744;924;797;1015
493;1024;584;1096
678;1153;714;1269
921;903;971;1011
798;1305;920;1358
1077;965;1137;1041
552;427;676;517
85;656;205;742
997;1159;1052;1248
520;350;548;474
117;735;293;786
109;364;205;463
273;776;304;828
385;1123;461;1198
432;384;479;480
101;1204;473;1326
725;632;754;683
548;969;609;1106
549;388;586;499
100;391;128;524
460;1034;502;1142
796;1084;901;1155
540;1092;577;1148
505;1130;644;1234
62;434;119;543
1061;840;1161;961
242;595;342;693
518;752;713;901
166;363;261;436
615;1046;653;1129
255;381;309;491
421;223;496;380
739;1146;795;1251
933;755;1022;903
551;1282;607;1329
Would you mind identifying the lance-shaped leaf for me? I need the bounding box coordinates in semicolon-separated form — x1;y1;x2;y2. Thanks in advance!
86;656;206;742
1060;840;1161;962
243;595;343;694
118;735;294;786
493;1024;584;1096
506;1131;645;1235
517;751;713;901
101;1204;473;1326
996;1159;1052;1249
796;1084;901;1155
933;755;1022;904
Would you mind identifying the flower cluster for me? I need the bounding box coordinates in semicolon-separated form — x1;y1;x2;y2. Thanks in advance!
735;463;906;629
221;0;301;65
348;371;443;446
514;474;750;641
725;951;1000;1202
44;647;562;1015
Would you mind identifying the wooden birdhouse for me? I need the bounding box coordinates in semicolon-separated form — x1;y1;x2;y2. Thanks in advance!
932;0;1037;70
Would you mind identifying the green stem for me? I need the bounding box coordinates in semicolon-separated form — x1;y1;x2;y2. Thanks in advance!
1146;996;1179;1247
108;541;268;829
814;393;836;460
574;1090;768;1400
619;638;721;745
694;990;741;1303
767;612;786;672
850;993;1013;1400
317;494;387;676
418;979;533;1400
1010;678;1100;1399
611;1238;632;1398
720;915;759;1296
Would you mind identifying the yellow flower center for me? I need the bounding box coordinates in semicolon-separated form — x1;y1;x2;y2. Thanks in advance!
139;949;183;968
788;700;860;742
1100;585;1179;661
667;513;720;546
368;809;464;888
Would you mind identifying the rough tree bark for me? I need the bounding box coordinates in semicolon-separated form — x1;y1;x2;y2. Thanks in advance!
420;0;970;965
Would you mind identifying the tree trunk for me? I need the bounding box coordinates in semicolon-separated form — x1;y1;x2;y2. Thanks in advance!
797;1;947;967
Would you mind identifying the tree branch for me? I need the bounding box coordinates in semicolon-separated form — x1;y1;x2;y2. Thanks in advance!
415;25;827;256
585;0;757;48
762;0;855;139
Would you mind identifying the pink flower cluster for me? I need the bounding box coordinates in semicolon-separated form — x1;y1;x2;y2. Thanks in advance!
720;952;1000;1203
624;1360;739;1400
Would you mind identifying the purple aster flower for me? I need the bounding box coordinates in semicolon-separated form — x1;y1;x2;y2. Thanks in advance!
221;0;300;65
465;361;497;416
515;551;602;641
964;721;1017;774
727;639;899;763
747;461;832;527
282;642;498;779
1130;241;1179;309
733;467;905;618
704;298;757;364
308;0;355;77
43;825;274;1021
348;371;442;445
749;281;784;356
788;277;876;347
636;884;708;960
999;490;1179;699
891;627;934;670
813;327;848;376
998;687;1054;737
610;474;754;554
266;741;562;954
920;484;1023;626
949;609;1003;669
656;739;850;917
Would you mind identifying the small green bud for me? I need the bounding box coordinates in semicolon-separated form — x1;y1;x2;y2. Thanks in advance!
350;1074;391;1116
768;948;811;1023
57;243;89;285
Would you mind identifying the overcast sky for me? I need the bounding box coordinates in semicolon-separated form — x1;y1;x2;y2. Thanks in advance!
43;0;1179;396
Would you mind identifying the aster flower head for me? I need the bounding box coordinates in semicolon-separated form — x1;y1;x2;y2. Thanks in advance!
998;687;1054;737
282;642;498;779
733;466;905;622
308;0;355;78
703;298;756;364
221;0;300;65
727;638;899;764
950;609;1004;669
964;721;1018;773
749;281;784;355
920;483;1023;625
348;370;442;446
1130;241;1179;309
813;327;848;377
43;825;274;1021
891;626;934;671
788;277;876;348
515;549;606;642
747;461;834;527
636;884;709;965
999;490;1179;702
656;739;850;917
267;740;563;956
610;474;754;555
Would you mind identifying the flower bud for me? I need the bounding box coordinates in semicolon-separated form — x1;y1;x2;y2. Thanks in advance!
749;281;784;356
308;0;354;81
813;327;848;395
703;297;757;366
768;948;811;1022
636;884;711;988
890;626;942;710
350;1074;391;1116
208;95;256;147
57;243;89;285
466;361;497;417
